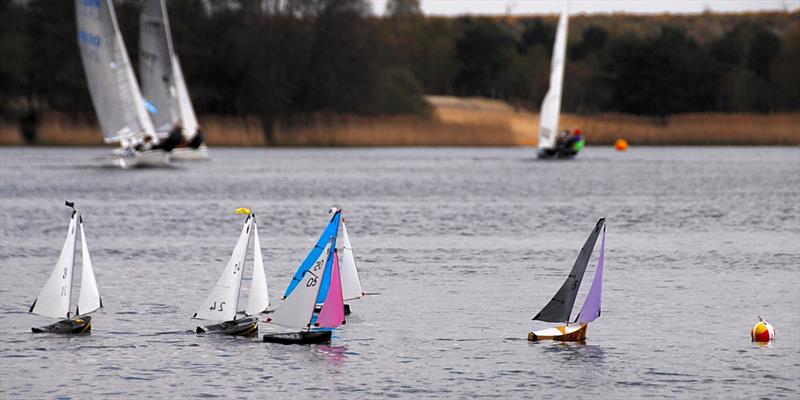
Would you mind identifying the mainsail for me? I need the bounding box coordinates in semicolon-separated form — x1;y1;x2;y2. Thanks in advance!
244;218;270;315
317;249;345;328
533;218;605;323
139;0;178;133
576;225;605;324
76;0;155;144
140;0;199;139
268;242;333;330
194;216;252;322
283;210;341;303
76;217;102;316
537;3;569;150
30;211;78;319
339;221;364;300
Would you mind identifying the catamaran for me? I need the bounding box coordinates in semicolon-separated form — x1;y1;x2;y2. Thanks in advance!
528;218;606;341
282;208;365;315
139;0;209;160
536;2;584;159
76;0;175;168
263;240;344;344
29;202;102;334
193;208;269;336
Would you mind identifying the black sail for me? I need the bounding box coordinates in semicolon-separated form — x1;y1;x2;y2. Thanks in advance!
533;218;605;323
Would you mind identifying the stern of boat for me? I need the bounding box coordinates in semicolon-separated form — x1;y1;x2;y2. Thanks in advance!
527;323;587;342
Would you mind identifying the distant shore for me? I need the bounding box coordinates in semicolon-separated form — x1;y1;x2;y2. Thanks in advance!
1;96;798;147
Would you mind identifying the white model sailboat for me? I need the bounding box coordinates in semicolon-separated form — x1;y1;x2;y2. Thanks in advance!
528;218;606;341
29;202;102;334
194;209;269;336
76;0;171;168
139;0;208;160
282;208;365;315
536;3;583;159
263;240;344;344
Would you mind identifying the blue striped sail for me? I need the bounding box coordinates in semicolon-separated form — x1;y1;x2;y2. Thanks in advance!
283;210;341;304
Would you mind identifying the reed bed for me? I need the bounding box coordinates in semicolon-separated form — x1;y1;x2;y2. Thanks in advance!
2;98;798;147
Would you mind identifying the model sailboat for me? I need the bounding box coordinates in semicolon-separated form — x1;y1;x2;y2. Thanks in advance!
139;0;209;160
194;209;269;336
29;202;102;334
263;240;344;344
528;218;606;341
536;2;584;159
75;0;173;168
282;208;365;315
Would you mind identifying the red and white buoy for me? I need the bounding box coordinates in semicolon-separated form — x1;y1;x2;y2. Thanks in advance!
751;316;775;343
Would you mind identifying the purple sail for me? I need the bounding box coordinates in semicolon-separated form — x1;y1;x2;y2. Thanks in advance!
577;227;605;324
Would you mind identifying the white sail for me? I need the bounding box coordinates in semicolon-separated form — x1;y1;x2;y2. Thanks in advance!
194;216;252;322
76;218;102;316
537;2;569;150
139;0;178;133
268;242;332;330
30;212;78;319
173;56;199;139
339;222;364;301
244;219;270;315
76;0;155;144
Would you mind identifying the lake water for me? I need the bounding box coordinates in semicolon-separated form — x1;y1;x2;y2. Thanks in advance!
1;147;799;398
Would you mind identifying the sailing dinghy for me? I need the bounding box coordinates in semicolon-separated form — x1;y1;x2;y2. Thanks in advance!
193;209;270;336
76;0;173;168
536;3;584;159
29;202;102;334
528;218;606;342
283;208;365;316
263;240;343;344
139;0;209;160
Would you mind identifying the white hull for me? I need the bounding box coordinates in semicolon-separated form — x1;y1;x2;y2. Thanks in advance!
170;145;210;161
112;150;170;169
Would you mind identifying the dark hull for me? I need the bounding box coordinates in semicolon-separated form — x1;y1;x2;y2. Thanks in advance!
262;330;332;345
197;316;258;337
32;316;92;334
537;147;577;159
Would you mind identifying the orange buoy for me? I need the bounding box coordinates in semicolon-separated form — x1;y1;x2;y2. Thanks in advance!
751;316;775;342
615;139;629;151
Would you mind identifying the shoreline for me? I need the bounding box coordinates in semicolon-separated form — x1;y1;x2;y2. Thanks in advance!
1;96;798;147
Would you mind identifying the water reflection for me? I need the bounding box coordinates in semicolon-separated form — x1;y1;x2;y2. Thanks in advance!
317;344;349;365
537;342;607;366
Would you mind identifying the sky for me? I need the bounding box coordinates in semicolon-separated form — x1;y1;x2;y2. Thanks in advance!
370;0;800;16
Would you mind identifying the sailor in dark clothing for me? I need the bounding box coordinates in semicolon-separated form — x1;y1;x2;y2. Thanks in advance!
158;122;184;152
188;126;205;149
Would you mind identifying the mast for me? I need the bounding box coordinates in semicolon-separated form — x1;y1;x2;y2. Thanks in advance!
533;218;605;323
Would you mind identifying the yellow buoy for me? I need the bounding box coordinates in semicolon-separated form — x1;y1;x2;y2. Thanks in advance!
615;139;629;151
751;316;775;342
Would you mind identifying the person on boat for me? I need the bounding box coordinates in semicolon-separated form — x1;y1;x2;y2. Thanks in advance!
153;122;184;152
188;126;205;149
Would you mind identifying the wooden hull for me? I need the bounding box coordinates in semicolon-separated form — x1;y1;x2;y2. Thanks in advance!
196;316;258;337
528;323;588;342
262;330;332;345
32;316;92;334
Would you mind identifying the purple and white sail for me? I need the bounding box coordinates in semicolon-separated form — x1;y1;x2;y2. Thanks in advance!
577;226;605;324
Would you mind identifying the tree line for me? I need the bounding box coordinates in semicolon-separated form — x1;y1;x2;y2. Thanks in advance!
1;0;798;137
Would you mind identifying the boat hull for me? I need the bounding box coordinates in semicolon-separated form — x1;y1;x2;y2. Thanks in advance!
112;150;171;169
537;147;578;159
32;316;92;334
171;145;209;161
196;316;258;337
262;330;332;345
528;323;587;342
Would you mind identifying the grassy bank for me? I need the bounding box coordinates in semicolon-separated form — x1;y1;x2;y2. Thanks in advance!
1;96;798;146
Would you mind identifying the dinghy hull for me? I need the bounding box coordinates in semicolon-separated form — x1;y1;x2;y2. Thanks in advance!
171;145;209;161
196;316;258;337
113;150;171;169
528;323;587;342
262;330;332;345
537;147;577;159
32;316;92;334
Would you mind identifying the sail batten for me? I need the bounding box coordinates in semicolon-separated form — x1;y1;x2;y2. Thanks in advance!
537;2;569;150
533;218;605;323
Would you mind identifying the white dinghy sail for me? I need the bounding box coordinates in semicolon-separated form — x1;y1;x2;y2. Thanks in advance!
244;219;270;316
339;221;364;301
76;0;156;147
268;241;333;330
76;215;102;316
29;210;78;319
537;2;569;152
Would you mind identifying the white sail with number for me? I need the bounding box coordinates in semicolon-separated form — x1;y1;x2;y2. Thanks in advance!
268;242;332;330
194;216;252;322
76;0;155;144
